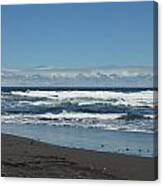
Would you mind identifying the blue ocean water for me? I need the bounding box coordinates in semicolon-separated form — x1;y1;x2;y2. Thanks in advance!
1;87;158;157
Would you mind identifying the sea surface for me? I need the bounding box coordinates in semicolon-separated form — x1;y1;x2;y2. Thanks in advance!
1;87;158;157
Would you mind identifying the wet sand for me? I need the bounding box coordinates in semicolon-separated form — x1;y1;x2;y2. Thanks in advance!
1;133;157;180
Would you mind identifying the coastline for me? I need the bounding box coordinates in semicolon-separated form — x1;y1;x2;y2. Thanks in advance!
1;133;157;180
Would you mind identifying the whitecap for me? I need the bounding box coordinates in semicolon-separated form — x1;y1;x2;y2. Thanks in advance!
11;90;156;108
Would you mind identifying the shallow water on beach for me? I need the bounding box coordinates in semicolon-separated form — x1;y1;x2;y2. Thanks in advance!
2;122;157;158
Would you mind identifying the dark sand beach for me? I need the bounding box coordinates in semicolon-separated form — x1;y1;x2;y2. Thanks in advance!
1;133;157;180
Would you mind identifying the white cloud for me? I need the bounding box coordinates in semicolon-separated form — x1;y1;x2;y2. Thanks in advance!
2;66;154;87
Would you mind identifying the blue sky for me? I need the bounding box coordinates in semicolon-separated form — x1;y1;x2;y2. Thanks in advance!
2;1;155;70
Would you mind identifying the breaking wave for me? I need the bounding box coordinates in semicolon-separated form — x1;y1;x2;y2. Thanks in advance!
10;90;155;108
1;88;157;134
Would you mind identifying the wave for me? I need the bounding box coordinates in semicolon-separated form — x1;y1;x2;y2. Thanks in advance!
19;100;53;106
10;90;156;108
36;112;126;121
2;89;157;134
1;112;155;134
117;114;156;120
1;112;126;122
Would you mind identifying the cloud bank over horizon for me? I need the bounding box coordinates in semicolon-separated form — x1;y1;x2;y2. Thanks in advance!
2;66;154;88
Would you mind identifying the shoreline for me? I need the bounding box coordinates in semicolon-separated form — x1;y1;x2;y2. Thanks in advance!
1;133;157;180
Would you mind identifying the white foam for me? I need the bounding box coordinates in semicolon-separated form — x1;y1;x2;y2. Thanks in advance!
11;90;156;108
1;112;125;124
11;90;58;99
19;100;53;106
1;113;154;134
37;112;126;121
144;115;155;119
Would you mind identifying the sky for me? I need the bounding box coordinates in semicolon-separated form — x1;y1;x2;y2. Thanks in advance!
1;2;156;87
2;1;155;70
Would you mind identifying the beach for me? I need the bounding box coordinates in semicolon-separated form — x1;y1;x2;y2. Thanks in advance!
1;1;158;182
1;133;157;180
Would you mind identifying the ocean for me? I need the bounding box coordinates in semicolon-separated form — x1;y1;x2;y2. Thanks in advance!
1;87;158;157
